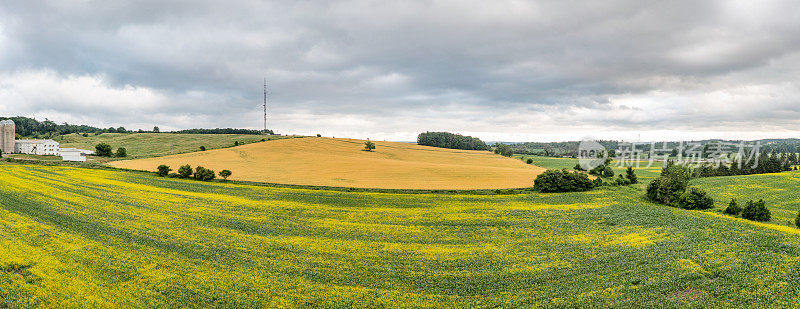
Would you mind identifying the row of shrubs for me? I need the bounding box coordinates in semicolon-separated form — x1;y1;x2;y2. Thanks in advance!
156;164;232;181
723;199;772;222
532;166;639;193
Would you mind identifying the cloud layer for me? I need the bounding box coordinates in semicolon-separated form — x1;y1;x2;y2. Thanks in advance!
1;0;799;141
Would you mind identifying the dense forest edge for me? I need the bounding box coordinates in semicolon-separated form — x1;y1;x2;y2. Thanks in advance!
417;131;489;150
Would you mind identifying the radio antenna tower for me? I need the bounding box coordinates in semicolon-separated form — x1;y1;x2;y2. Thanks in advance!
263;78;268;134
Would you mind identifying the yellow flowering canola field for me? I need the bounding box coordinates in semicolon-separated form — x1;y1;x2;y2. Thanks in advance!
109;137;545;190
2;165;800;307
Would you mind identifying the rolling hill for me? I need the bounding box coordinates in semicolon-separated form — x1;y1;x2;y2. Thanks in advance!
109;137;546;190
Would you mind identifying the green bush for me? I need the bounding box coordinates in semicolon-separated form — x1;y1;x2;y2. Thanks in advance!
526;158;533;164
626;166;638;184
723;199;741;216
741;200;771;222
219;169;232;180
646;164;691;205
364;141;376;151
193;166;216;181
677;187;714;210
199;146;206;151
615;174;631;186
115;147;127;158
534;169;594;193
95;143;113;157
156;165;171;177
177;165;193;178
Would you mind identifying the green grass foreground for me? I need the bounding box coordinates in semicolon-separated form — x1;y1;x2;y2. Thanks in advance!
2;165;800;307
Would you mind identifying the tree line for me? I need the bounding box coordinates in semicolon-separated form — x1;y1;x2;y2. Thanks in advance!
692;150;796;178
0;116;274;137
156;164;232;181
417;132;489;151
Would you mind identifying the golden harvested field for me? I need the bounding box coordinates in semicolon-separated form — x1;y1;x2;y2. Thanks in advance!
109;137;545;189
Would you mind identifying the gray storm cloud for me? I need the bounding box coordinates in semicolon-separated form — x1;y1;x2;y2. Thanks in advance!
0;0;799;141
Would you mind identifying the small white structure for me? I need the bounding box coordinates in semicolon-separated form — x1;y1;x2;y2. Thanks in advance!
15;139;60;155
58;148;89;162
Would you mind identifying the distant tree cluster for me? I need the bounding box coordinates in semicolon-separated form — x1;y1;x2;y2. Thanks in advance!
694;151;795;178
493;143;513;157
173;128;272;135
417;132;489;151
157;164;229;181
510;140;619;157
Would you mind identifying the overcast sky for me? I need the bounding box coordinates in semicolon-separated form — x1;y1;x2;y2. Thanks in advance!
1;1;799;142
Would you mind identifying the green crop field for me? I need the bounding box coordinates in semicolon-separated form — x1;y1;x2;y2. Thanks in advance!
515;155;664;181
56;133;294;160
3;164;800;307
692;170;800;226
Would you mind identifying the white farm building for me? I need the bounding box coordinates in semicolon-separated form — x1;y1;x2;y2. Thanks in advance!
15;139;60;155
58;148;88;162
0;120;94;161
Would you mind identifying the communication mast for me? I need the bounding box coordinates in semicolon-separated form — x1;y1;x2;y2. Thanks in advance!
263;78;268;134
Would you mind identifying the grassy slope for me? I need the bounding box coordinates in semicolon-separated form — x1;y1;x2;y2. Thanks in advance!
2;164;800;307
692;170;800;226
110;137;546;190
57;133;289;160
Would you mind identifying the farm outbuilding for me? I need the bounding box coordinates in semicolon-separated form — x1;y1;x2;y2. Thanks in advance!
58;148;89;162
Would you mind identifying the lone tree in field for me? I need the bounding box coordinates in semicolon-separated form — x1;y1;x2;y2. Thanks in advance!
219;169;232;180
199;146;206;151
115;147;127;157
95;143;113;157
178;164;193;178
626;166;638;184
364;141;376;151
157;165;171;177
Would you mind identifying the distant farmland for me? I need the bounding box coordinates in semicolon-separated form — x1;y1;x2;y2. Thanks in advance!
109;137;545;189
58;133;288;160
